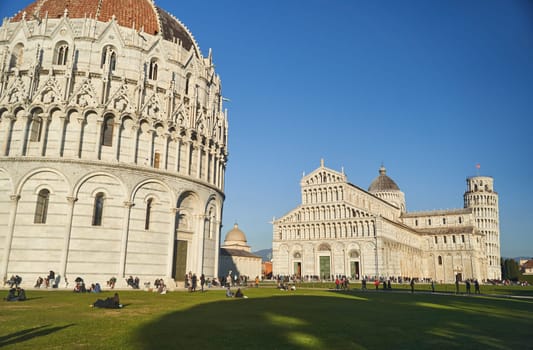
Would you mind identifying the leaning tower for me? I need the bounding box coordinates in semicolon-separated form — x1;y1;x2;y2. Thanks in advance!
464;176;501;280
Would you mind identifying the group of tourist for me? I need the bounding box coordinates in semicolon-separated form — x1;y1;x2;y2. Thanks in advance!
455;279;481;294
33;271;60;288
6;275;22;288
5;287;26;301
225;286;247;298
126;276;140;289
184;272;208;292
335;276;350;290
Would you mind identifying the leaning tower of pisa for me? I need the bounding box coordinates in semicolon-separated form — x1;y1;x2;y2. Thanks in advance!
464;176;501;280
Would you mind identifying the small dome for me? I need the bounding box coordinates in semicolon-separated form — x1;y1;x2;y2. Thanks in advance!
224;223;247;243
368;166;400;192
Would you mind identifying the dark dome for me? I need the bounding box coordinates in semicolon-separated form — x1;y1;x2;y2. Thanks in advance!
368;166;400;192
11;0;196;50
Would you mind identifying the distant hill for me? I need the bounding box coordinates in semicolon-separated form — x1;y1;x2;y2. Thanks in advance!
253;249;272;262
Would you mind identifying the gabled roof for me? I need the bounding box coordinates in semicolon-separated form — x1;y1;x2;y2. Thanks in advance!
220;248;261;259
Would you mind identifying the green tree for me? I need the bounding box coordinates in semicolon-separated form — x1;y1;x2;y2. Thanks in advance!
501;258;522;281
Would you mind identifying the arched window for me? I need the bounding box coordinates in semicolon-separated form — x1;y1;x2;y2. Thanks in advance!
92;192;105;226
34;189;50;224
101;115;114;146
459;217;462;224
443;218;446;224
148;59;158;80
185;74;191;95
30;116;43;142
443;236;447;244
153;151;160;168
438;256;442;265
434;236;438;244
10;43;24;69
55;42;69;65
101;46;117;72
145;198;153;230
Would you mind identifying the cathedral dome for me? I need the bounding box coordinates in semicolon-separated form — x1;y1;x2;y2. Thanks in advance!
368;166;400;192
11;0;196;51
224;224;247;243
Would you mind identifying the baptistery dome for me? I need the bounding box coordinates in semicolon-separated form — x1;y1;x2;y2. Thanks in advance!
0;0;228;288
11;0;198;53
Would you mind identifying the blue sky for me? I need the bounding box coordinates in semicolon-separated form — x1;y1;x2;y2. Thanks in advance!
2;1;532;257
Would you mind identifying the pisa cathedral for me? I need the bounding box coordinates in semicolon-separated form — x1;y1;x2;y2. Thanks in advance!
0;0;228;287
272;160;501;283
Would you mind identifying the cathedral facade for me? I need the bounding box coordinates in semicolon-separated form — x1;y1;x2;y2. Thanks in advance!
272;161;501;283
0;0;228;287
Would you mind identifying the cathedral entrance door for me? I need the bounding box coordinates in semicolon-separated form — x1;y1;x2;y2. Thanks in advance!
350;261;360;279
293;262;301;278
319;256;330;280
173;240;188;281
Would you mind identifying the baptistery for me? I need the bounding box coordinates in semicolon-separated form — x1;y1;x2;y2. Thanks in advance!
0;0;228;288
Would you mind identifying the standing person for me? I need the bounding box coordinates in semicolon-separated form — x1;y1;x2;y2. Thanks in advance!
431;280;436;293
362;279;367;291
191;274;197;292
474;279;480;294
255;276;260;288
335;277;340;290
200;274;205;292
374;279;380;291
465;280;471;294
455;278;460;294
410;279;415;293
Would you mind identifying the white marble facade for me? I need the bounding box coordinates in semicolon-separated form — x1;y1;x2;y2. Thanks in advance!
0;0;228;288
272;161;501;283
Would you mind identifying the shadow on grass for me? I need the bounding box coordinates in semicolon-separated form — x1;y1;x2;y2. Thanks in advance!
0;324;74;347
134;293;532;349
490;288;533;297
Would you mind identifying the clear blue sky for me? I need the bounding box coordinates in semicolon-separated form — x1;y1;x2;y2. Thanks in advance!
2;1;532;257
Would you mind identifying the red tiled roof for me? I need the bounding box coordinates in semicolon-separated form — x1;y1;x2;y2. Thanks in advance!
10;0;194;48
523;259;533;269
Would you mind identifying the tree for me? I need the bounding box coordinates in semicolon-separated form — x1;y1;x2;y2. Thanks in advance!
501;258;522;281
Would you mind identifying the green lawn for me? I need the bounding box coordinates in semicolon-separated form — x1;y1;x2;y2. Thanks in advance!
1;287;532;349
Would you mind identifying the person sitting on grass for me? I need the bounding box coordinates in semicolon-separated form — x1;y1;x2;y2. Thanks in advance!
5;287;26;301
107;277;117;289
234;288;245;298
91;293;122;309
225;286;233;297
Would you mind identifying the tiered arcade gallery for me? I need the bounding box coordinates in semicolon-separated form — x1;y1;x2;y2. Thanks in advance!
0;0;228;287
272;161;501;283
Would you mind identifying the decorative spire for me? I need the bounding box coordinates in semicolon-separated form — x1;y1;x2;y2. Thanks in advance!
320;158;324;167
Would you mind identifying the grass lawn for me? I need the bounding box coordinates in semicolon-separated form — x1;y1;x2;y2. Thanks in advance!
1;287;532;349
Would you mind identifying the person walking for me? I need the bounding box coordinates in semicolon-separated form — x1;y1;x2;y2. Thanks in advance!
200;274;205;292
410;279;415;293
474;279;480;294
